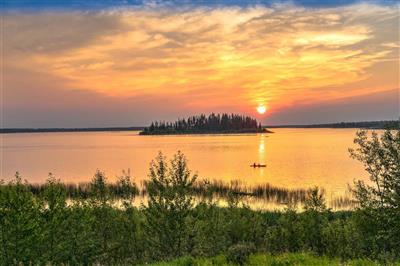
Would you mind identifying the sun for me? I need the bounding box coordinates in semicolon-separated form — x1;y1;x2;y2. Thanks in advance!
257;105;266;114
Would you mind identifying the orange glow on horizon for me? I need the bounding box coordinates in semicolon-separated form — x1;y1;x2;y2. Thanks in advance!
3;4;398;117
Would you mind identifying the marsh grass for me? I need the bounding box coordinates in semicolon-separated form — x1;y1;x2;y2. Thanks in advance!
23;179;356;209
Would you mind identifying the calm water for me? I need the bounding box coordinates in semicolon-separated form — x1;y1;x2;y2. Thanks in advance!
0;128;369;198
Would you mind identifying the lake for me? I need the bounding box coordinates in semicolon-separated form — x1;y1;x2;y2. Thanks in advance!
1;128;369;200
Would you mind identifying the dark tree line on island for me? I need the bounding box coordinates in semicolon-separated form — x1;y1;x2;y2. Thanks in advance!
140;113;270;135
0;130;399;265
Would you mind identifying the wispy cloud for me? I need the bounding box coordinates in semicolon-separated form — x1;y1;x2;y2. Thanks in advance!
3;3;399;126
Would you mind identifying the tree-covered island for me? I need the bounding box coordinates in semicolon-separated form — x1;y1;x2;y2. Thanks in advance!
140;113;272;135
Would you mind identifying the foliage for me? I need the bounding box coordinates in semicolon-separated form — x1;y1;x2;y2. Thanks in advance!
349;129;400;257
144;151;197;260
115;169;138;208
146;253;388;266
39;173;68;263
0;173;41;264
226;243;256;265
301;187;329;255
303;187;327;212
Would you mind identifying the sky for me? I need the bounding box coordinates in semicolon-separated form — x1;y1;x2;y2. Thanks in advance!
1;0;399;127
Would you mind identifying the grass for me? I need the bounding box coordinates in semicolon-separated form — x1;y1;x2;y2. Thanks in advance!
146;253;398;266
23;179;356;209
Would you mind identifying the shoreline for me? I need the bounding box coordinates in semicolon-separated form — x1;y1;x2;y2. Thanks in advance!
0;127;145;134
2;120;396;134
139;129;274;135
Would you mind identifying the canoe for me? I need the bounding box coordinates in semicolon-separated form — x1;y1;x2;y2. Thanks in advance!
250;164;266;167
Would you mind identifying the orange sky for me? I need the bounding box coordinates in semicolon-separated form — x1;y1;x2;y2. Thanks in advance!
2;3;399;127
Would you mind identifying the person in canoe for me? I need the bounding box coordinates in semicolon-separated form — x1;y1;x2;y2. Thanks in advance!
251;163;267;167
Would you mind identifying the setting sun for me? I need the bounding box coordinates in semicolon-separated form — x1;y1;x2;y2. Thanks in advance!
257;105;267;114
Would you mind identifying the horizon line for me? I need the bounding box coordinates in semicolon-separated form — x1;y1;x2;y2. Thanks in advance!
1;119;398;133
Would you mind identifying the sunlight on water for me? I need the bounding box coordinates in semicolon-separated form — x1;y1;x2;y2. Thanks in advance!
1;129;370;199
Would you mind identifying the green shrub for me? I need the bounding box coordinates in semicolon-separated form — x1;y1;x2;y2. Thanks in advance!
249;253;341;266
349;130;400;258
226;243;256;265
174;256;195;266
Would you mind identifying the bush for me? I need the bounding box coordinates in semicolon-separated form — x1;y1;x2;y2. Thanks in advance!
349;129;400;259
226;243;256;265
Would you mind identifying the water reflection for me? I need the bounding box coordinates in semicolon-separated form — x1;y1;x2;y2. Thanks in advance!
1;129;369;198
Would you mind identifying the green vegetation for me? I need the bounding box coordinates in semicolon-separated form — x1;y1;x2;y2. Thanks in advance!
24;179;308;205
24;178;354;209
0;129;399;265
140;113;270;135
147;253;395;266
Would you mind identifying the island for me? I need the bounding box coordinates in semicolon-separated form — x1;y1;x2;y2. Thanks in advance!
139;113;272;135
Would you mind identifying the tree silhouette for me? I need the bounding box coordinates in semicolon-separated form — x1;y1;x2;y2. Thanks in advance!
140;113;267;135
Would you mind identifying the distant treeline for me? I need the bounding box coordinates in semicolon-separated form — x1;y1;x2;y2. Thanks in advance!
3;120;397;134
140;113;270;135
0;127;145;134
268;120;399;129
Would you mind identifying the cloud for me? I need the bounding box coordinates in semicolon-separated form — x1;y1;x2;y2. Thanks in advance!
3;3;399;126
264;88;399;125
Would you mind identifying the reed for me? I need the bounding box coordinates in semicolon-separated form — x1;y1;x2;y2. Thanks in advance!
20;179;355;208
329;195;358;209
